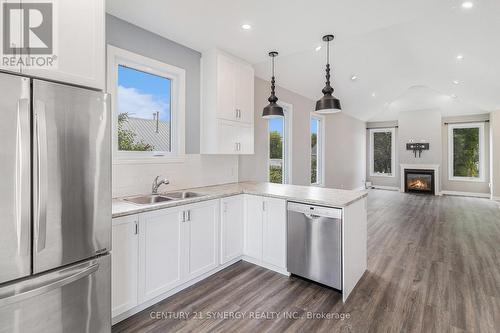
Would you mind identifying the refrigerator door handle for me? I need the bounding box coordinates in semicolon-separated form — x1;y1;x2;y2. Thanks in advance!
34;101;48;253
0;262;99;307
17;98;31;256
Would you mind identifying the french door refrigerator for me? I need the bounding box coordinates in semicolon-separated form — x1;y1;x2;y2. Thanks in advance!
0;72;111;333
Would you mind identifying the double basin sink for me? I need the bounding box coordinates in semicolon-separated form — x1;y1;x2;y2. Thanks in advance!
124;191;205;205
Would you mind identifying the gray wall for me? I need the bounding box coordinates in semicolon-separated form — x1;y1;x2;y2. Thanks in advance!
441;114;490;194
324;113;366;190
106;14;201;153
366;110;492;195
239;77;366;190
398;109;442;165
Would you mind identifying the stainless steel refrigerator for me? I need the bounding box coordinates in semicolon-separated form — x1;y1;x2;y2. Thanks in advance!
0;72;111;333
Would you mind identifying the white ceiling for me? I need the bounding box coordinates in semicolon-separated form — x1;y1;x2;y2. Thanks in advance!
107;0;500;121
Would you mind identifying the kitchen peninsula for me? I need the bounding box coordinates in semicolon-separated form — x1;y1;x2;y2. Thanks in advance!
111;182;367;323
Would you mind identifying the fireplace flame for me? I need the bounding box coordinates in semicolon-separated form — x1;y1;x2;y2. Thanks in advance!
409;179;428;190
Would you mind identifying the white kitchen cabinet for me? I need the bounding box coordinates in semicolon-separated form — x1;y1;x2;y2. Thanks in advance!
262;197;287;268
221;195;244;264
111;215;139;318
244;195;287;271
22;0;105;89
184;200;220;280
137;207;185;303
201;48;254;154
244;195;264;259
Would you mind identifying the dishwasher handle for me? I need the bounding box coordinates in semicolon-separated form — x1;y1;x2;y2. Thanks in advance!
287;202;342;219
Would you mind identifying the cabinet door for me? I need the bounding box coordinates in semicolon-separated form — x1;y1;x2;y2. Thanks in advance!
262;198;287;269
185;200;219;280
221;196;244;264
138;208;185;303
216;55;237;121
22;0;105;89
235;65;254;124
216;120;240;154
237;124;255;155
111;215;139;318
244;195;264;260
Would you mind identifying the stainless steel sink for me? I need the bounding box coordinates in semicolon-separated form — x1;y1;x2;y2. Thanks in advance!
124;195;174;205
164;191;205;199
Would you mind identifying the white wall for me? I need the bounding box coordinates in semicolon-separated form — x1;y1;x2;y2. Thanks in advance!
490;110;500;200
239;77;366;190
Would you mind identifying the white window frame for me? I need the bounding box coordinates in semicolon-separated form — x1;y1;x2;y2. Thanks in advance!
107;45;186;163
369;128;395;177
448;122;485;182
267;102;293;184
310;113;325;186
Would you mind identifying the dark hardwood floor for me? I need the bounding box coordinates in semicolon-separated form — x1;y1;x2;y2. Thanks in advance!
113;190;500;333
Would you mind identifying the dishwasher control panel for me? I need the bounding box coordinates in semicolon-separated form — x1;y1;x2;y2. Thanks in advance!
287;202;342;219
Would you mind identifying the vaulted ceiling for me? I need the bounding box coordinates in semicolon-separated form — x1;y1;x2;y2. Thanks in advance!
107;0;500;121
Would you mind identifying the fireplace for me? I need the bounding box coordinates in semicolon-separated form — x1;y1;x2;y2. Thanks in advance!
404;169;435;195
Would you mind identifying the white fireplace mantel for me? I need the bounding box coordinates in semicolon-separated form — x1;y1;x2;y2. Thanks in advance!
400;164;441;195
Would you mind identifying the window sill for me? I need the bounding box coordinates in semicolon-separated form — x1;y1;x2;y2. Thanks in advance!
370;173;395;178
448;177;485;183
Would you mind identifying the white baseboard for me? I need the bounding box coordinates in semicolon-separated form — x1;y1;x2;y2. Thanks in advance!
441;190;491;198
370;185;400;191
112;257;242;325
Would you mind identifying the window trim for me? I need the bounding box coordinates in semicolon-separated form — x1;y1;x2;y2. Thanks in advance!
107;45;186;163
448;122;485;182
310;113;325;186
267;101;293;184
369;128;396;178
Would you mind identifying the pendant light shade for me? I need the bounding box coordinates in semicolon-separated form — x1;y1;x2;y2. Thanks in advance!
315;35;342;114
262;51;284;119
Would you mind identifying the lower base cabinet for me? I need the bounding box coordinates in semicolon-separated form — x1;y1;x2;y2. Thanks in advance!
244;195;287;271
111;200;219;318
112;195;287;320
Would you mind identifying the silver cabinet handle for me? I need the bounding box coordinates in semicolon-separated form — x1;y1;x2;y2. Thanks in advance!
16;98;31;256
0;262;99;307
134;221;139;235
186;210;191;222
262;201;266;211
34;100;48;253
180;211;186;222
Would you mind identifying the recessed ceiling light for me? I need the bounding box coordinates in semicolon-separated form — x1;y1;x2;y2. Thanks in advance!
453;80;460;85
371;92;376;97
461;1;474;9
315;46;322;52
241;24;252;30
456;54;464;60
451;94;457;98
351;75;358;81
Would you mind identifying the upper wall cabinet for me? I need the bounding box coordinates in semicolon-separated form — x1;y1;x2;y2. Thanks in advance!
201;48;254;154
21;0;105;90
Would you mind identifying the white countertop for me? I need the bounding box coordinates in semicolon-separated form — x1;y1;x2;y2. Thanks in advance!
112;181;368;218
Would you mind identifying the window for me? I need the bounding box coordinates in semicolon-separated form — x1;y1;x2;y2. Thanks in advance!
311;115;324;185
369;128;395;177
268;103;292;184
107;46;186;160
448;123;484;181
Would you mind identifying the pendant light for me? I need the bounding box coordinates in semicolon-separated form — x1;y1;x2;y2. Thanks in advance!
262;51;284;118
315;35;342;114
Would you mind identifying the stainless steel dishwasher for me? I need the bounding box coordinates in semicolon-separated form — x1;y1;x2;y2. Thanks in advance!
287;202;342;290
